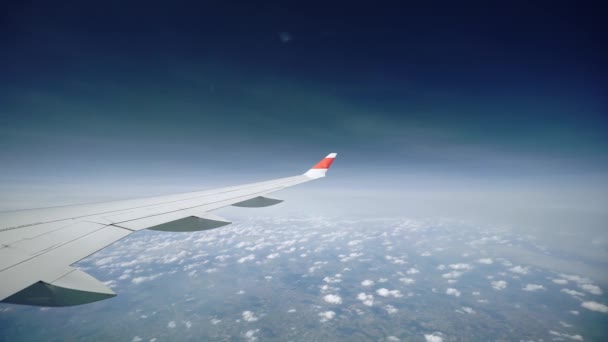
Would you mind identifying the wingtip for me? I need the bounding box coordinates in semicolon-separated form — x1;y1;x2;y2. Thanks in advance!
304;153;338;179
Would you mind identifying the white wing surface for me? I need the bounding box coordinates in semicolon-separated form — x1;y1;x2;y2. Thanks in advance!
0;153;337;306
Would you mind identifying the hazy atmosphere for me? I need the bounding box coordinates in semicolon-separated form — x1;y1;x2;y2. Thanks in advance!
1;1;607;341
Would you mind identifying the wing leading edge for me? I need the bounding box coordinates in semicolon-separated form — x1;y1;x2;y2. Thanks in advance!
0;153;337;306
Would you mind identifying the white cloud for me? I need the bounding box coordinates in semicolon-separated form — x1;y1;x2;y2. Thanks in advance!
442;271;463;279
132;273;162;285
581;301;608;313
391;258;407;265
461;307;475;314
167;321;176;329
210;318;221;325
446;288;461;297
491;280;508;290
323;276;342;284
560;274;591;284
95;257;115;266
132;337;142;342
103;280;117;288
477;258;493;264
406;268;420;275
184;321;192;329
522;284;545;292
552;278;568;285
215;255;230;262
361;279;375;287
449;263;472;270
376;288;403;298
266;253;280;259
244;329;260;342
323;294;343;305
357;293;374;306
385;304;398;314
399;277;415;285
562;289;585;298
549;330;584;341
319;311;335;322
509;266;529;275
424;333;443;342
579;283;602;295
242;311;259;322
238;254;256;263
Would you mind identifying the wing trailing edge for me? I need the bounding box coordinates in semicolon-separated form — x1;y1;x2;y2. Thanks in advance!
1;268;115;307
232;196;283;208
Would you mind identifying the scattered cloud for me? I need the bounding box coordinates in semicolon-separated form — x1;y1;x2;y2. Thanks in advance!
509;266;529;275
132;273;163;284
357;293;374;306
399;277;415;285
424;333;444;342
559;274;592;284
461;307;475;314
319;311;335;322
244;329;260;342
561;289;585;298
323;294;343;304
385;304;398;314
581;301;608;313
167;321;176;329
376;288;403;298
406;268;420;275
323;276;342;284
522;284;545;292
579;283;602;295
549;330;584;341
442;271;463;279
242;311;259;322
449;263;472;271
446;288;461;297
477;258;493;265
491;280;508;290
238;254;256;263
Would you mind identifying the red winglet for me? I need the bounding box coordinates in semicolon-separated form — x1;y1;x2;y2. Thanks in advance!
304;153;338;179
312;153;337;169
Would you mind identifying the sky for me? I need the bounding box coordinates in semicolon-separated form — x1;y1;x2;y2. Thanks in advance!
1;1;607;275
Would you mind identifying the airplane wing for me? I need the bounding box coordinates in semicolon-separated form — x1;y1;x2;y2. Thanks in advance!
0;153;337;307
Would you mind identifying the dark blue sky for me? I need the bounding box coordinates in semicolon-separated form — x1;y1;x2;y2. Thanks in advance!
1;1;606;207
